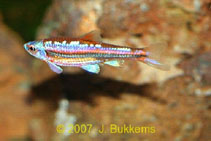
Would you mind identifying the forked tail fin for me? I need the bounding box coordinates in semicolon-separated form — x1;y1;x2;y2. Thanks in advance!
143;58;170;70
138;43;170;71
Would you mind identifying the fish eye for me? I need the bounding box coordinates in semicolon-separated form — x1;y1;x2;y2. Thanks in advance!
28;46;36;51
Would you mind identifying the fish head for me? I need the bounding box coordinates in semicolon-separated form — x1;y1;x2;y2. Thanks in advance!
24;41;46;60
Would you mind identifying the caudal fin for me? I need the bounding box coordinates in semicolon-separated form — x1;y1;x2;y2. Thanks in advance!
143;58;170;70
139;43;170;71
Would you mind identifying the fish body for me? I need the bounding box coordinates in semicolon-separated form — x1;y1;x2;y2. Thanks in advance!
24;31;168;74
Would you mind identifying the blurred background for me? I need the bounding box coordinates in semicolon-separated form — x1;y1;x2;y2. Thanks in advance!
0;0;210;140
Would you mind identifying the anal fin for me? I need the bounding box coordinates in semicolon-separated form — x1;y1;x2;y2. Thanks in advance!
104;60;124;67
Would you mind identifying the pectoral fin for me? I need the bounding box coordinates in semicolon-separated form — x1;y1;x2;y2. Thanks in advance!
47;62;63;74
80;30;102;42
81;64;100;74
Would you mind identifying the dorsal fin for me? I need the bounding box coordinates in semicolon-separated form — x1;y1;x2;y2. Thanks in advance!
80;30;102;42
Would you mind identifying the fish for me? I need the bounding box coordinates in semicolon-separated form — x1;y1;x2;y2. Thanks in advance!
24;30;169;74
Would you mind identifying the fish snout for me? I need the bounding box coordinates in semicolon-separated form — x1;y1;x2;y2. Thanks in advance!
24;43;29;51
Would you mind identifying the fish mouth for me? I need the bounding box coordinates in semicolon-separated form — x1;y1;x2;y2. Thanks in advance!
24;41;35;51
24;43;28;51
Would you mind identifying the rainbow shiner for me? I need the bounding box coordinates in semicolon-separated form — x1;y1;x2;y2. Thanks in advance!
24;31;169;74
